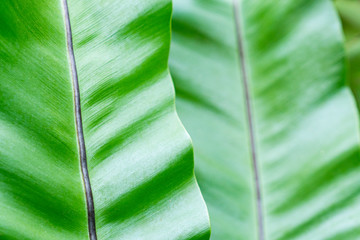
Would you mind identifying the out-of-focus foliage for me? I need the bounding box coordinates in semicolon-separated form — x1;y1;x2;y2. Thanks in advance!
170;0;360;239
335;0;360;105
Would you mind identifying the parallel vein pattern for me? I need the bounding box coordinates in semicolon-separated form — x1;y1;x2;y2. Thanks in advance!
0;0;209;239
66;0;211;239
0;0;88;239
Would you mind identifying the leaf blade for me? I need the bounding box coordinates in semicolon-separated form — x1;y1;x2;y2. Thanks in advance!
0;0;88;239
170;0;360;239
0;0;210;239
67;0;211;239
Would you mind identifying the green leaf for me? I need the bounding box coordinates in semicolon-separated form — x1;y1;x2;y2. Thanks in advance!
0;0;210;239
335;0;360;107
170;0;360;239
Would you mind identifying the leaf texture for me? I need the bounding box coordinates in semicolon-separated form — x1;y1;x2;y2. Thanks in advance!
0;0;210;239
170;0;360;239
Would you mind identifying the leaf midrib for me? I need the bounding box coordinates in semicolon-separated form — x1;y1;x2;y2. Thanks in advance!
232;1;265;239
62;0;97;239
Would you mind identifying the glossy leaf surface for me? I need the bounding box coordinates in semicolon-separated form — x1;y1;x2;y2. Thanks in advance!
0;0;210;239
170;0;360;239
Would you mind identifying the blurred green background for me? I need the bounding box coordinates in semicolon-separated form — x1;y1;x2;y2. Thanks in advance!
335;0;360;104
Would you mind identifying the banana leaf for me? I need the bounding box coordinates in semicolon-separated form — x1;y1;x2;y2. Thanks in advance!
170;0;360;239
0;0;210;239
